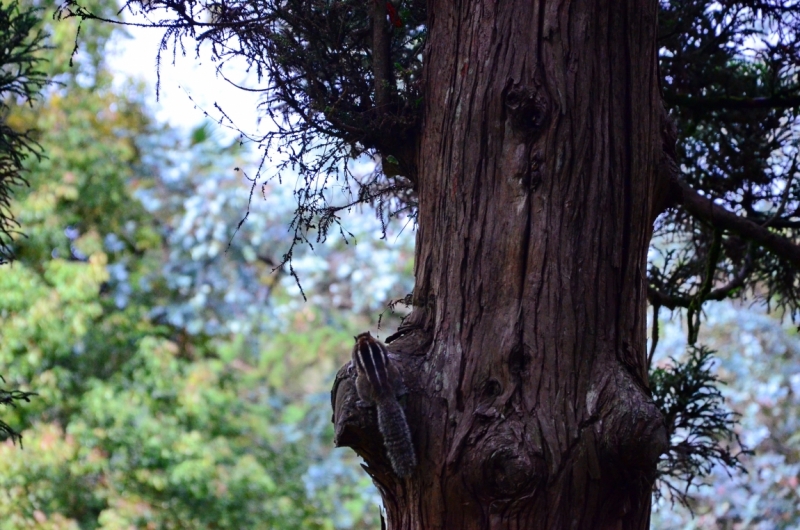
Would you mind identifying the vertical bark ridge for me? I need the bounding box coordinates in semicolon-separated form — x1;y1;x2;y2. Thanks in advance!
334;0;668;527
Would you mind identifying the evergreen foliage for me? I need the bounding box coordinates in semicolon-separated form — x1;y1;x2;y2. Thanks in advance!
0;0;48;264
652;0;800;324
651;307;800;526
54;0;800;318
0;0;49;444
650;346;748;508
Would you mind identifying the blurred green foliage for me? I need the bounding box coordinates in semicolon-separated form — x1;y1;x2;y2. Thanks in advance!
0;0;404;527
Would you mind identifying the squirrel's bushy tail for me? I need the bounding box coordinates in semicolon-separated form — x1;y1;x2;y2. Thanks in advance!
376;397;417;477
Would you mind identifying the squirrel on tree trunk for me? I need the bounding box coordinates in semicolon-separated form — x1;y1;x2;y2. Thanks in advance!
352;332;416;477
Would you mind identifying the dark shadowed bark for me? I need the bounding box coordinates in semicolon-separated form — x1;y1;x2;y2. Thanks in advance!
333;1;668;528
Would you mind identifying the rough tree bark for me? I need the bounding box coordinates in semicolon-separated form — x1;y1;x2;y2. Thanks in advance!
333;1;668;528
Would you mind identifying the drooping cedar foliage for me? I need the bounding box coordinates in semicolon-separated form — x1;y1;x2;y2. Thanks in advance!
0;1;47;445
0;1;47;265
58;0;799;313
62;0;427;264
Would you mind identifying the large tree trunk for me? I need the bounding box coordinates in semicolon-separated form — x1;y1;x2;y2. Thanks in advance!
332;1;668;528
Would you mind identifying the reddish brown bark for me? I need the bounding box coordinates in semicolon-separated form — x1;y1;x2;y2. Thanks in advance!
333;1;668;528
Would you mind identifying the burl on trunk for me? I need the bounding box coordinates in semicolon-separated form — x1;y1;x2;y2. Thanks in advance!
332;1;668;528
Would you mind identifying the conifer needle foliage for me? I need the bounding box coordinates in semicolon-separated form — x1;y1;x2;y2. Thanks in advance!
0;0;48;264
651;347;749;508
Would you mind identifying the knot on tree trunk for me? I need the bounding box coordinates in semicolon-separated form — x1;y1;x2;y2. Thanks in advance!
587;363;669;498
502;80;550;191
504;80;551;138
459;422;547;506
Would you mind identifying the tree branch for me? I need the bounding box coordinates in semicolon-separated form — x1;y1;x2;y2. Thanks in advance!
372;0;390;111
672;178;800;265
666;93;800;112
647;245;756;310
687;229;722;345
759;156;797;228
648;302;660;368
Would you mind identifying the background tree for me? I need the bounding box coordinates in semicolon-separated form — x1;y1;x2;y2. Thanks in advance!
51;0;800;528
0;94;401;523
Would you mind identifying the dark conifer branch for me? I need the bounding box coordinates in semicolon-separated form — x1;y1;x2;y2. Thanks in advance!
372;0;390;112
0;1;48;263
657;0;800;322
648;303;661;368
666;93;800;112
686;230;722;344
652;347;749;510
745;217;800;229
647;245;756;310
757;160;796;228
672;177;800;265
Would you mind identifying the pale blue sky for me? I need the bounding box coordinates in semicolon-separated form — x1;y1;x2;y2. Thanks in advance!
110;22;265;138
